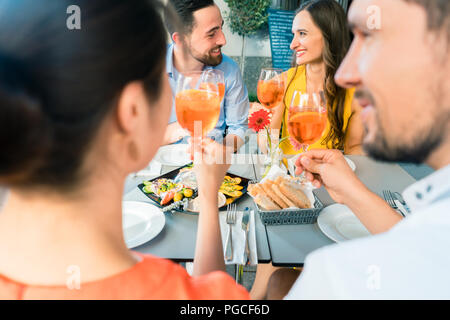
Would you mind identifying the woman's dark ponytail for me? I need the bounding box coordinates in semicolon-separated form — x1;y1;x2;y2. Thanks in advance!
0;0;170;189
0;53;52;183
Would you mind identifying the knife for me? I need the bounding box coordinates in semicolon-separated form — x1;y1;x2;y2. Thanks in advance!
241;208;250;266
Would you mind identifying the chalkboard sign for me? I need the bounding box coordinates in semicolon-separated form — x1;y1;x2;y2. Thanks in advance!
268;8;295;71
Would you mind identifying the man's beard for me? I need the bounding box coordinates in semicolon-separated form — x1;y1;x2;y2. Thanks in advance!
363;110;447;164
189;46;223;66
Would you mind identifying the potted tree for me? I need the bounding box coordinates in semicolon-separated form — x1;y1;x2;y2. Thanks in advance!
224;0;271;76
271;0;302;10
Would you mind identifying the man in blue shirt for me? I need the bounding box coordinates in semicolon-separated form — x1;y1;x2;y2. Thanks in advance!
163;0;249;152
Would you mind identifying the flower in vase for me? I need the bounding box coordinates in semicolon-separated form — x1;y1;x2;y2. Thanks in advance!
248;109;271;133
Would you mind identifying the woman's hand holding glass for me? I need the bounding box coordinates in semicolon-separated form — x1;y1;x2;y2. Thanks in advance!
188;137;230;197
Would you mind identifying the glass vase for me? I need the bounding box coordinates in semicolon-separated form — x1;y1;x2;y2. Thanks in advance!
262;129;281;178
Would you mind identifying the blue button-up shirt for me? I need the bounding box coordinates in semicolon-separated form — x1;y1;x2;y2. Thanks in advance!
166;43;249;143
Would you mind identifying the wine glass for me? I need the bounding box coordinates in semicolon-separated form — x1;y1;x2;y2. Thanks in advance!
287;90;327;153
175;70;221;139
202;69;225;103
257;68;285;110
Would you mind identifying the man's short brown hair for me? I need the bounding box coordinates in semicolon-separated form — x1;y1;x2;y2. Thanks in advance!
405;0;450;39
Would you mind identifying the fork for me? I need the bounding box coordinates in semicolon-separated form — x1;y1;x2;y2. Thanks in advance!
393;191;411;213
382;190;405;217
225;203;236;261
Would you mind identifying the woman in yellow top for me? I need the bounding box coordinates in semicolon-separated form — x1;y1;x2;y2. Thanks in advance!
253;0;364;157
250;0;364;299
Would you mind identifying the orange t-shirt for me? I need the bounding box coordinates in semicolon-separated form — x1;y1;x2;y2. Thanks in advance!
0;253;250;300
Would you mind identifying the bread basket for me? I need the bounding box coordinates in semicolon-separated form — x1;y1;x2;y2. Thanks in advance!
248;178;324;225
256;194;323;225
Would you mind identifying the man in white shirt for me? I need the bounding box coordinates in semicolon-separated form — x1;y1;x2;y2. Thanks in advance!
272;0;450;299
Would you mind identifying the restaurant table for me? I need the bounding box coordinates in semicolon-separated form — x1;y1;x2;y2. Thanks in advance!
258;155;428;267
123;144;434;268
123;153;271;264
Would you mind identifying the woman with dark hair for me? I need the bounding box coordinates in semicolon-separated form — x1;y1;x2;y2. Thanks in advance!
253;0;364;155
0;0;249;299
250;0;364;299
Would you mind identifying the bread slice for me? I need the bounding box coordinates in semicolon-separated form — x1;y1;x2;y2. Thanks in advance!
275;176;285;185
259;180;288;208
259;180;273;195
271;184;296;208
249;183;265;197
255;194;281;211
279;181;311;209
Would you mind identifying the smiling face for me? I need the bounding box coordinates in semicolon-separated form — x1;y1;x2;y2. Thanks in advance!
290;10;324;65
185;5;226;67
335;0;450;165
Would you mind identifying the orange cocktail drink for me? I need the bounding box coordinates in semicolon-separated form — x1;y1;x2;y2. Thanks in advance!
257;79;285;109
175;89;221;137
288;110;327;146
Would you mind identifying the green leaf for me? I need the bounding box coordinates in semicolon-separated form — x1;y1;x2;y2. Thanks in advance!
224;0;271;36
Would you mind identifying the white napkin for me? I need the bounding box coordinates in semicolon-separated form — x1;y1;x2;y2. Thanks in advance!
219;210;258;265
133;161;162;177
260;164;287;184
287;156;300;177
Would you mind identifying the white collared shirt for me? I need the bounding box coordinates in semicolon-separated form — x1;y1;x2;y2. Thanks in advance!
285;164;450;300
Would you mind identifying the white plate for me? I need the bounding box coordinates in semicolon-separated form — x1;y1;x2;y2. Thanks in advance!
317;204;370;242
153;144;191;167
186;192;227;213
344;156;356;171
122;201;165;248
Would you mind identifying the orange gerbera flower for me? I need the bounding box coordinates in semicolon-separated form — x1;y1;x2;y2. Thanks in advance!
248;109;271;133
